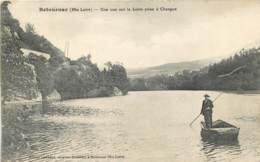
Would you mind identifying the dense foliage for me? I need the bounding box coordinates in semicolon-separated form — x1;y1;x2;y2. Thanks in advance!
1;1;129;104
54;57;129;100
130;48;260;91
1;1;38;102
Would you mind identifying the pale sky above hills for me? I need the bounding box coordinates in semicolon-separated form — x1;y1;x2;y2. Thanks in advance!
9;0;260;68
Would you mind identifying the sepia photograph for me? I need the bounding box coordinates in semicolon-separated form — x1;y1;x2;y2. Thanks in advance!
1;0;260;161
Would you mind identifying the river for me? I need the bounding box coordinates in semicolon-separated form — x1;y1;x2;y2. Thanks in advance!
15;91;260;162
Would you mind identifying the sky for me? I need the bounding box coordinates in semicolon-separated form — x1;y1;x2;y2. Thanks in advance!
9;0;260;68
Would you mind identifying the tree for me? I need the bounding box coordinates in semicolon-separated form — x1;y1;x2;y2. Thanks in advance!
25;23;36;34
130;78;147;91
54;66;82;100
28;54;54;113
109;64;129;94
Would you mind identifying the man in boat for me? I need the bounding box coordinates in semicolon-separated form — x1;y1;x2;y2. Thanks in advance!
200;94;214;128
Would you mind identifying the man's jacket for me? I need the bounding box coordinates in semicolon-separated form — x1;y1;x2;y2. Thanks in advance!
201;99;214;115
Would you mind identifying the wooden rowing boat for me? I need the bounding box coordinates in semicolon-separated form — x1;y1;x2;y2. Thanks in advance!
201;119;239;141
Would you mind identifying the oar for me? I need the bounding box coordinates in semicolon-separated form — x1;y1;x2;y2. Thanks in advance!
213;92;223;102
189;92;224;126
189;114;201;126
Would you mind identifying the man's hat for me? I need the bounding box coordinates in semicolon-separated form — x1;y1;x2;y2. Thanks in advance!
204;94;210;97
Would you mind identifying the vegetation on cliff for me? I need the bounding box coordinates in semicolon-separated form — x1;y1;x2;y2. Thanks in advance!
54;57;129;100
1;1;129;105
1;1;38;102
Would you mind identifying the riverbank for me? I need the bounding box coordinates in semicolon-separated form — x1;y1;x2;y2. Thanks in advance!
1;103;40;160
1;101;104;161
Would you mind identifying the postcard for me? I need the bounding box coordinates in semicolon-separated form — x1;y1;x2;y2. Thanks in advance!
1;0;260;161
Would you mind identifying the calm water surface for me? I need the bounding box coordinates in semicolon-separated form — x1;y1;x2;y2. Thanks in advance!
17;91;260;162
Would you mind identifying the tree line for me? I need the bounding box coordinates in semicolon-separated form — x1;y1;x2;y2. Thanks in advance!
130;47;260;91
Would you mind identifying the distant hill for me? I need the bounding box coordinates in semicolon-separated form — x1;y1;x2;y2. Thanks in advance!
127;58;221;78
129;47;260;91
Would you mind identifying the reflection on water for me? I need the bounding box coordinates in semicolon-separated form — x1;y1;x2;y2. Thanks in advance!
201;139;242;162
6;91;260;162
15;104;127;162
